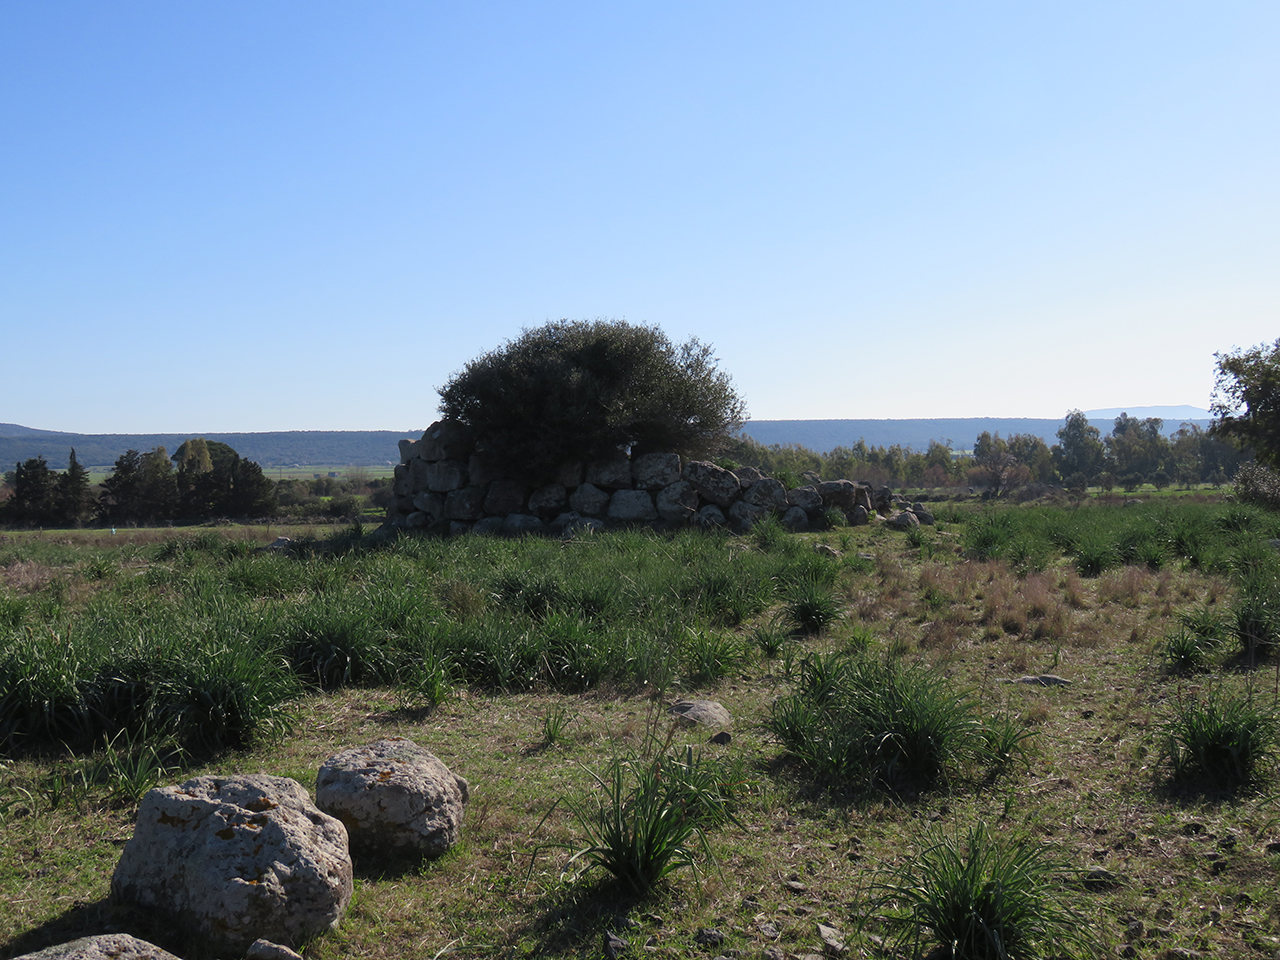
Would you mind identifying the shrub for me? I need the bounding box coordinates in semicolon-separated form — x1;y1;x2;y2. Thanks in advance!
1160;687;1280;791
437;319;746;478
783;580;842;635
1234;463;1280;510
865;822;1097;960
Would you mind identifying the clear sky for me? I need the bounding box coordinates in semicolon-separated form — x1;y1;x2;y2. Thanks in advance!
2;2;1277;433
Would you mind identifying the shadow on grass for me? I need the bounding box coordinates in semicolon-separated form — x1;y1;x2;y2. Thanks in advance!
1;898;186;960
518;877;647;957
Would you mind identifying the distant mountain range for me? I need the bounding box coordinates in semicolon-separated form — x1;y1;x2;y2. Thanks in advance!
0;406;1214;467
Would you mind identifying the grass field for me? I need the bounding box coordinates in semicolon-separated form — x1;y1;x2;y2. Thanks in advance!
3;500;1280;959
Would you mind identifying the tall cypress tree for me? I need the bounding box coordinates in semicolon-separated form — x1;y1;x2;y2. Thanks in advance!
57;449;93;527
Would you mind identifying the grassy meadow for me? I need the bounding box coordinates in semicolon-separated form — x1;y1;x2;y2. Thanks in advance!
3;498;1280;959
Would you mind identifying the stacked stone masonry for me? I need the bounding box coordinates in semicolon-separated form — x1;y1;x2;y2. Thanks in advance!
388;420;920;535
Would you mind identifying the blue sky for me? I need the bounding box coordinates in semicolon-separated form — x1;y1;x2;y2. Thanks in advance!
2;2;1277;433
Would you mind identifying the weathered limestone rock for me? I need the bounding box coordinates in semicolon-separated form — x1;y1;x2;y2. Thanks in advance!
584;458;632;489
425;460;467;493
11;935;182;960
632;453;681;490
245;941;304;960
816;480;856;511
110;775;352;957
655;480;699;522
781;505;809;531
728;499;766;531
850;504;871;525
911;502;935;525
733;466;764;484
444;486;486;521
484;480;527;515
670;700;731;728
743;478;786;510
405;511;428;528
407;458;431;492
419;420;474;462
316;739;468;861
527;483;568;518
683;461;741;509
608;489;659;522
568;482;610;517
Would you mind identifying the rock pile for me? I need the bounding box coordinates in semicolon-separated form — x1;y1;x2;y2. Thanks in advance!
387;420;920;535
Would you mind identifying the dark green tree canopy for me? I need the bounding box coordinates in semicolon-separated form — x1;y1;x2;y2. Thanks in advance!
437;319;747;478
1211;339;1280;469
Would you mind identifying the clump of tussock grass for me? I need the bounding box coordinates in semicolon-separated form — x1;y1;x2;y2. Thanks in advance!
864;821;1099;960
1160;686;1280;792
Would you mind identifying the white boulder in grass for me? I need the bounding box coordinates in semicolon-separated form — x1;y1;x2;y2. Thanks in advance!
10;934;182;960
316;738;469;861
110;775;353;957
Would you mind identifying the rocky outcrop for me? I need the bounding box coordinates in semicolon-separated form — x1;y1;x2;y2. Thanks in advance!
110;775;352;957
316;739;469;861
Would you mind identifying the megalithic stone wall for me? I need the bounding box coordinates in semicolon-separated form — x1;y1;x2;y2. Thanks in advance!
386;420;895;536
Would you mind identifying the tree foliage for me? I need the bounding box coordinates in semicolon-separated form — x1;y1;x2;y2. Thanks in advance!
1211;338;1280;469
437;320;746;478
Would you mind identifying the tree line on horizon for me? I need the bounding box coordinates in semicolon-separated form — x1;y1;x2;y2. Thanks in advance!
722;409;1246;497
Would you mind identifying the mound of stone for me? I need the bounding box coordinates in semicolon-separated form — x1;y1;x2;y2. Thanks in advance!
316;738;469;861
110;775;353;957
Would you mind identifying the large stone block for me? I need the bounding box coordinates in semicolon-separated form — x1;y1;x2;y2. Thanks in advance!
426;460;467;492
584;458;632;489
484;480;527;515
528;483;568;518
683;461;742;509
419;420;474;462
568;482;610;517
444;486;486;521
632;453;681;490
608;489;658;522
397;438;421;464
110;775;352;957
743;478;786;510
655;480;699;522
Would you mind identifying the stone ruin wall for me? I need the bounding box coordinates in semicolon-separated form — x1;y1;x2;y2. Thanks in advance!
386;419;920;536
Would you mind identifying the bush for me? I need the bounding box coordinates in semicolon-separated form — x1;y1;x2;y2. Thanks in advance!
1233;462;1280;510
437;319;746;479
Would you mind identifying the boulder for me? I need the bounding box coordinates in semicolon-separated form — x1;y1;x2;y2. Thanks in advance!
467;453;502;487
696;504;727;527
316;739;468;861
110;775;352;957
527;483;568;518
557;514;605;537
448;520;474;536
397;438;421;464
444;486;486;521
425;460;467;493
743;478;786;510
728;499;766;531
781;505;809;531
411;491;445;523
786;486;822;513
568;482;610;517
503;513;545;536
246;942;304;960
683;461;742;509
632;453;681;490
407;457;431;493
392;464;411;498
887;511;920;530
419;420;474;462
608;489;658;522
655;480;699;523
11;935;182;960
484;480;527;515
554;461;584;487
584;458;632;489
405;511;428;528
732;466;764;484
669;700;731;728
911;504;935;525
816;480;856;511
472;516;506;535
850;504;870;525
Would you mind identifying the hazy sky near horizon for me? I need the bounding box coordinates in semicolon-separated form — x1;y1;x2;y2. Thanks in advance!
3;3;1277;433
